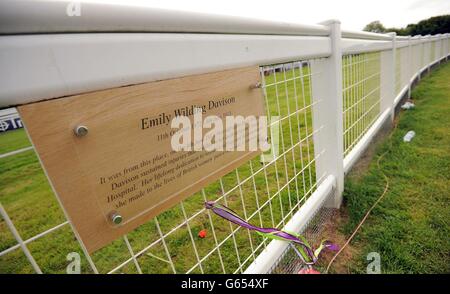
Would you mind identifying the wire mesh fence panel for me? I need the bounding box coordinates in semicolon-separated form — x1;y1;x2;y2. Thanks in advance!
0;59;325;274
342;52;381;157
267;191;337;274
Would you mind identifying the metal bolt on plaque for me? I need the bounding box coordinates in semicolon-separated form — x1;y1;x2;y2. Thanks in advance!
110;212;123;225
74;125;88;137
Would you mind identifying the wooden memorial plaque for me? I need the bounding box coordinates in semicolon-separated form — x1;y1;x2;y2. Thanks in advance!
18;67;265;252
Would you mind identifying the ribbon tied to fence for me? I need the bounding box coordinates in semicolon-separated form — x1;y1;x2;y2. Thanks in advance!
205;201;338;265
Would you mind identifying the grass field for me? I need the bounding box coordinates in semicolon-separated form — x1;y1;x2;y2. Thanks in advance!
0;128;31;155
330;61;450;273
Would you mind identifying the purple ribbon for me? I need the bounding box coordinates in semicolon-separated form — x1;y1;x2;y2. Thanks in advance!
205;200;338;265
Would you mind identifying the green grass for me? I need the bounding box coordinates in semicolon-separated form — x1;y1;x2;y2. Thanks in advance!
0;129;31;154
339;62;450;273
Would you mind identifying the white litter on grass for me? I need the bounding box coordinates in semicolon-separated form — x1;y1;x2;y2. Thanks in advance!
403;131;416;142
401;101;415;110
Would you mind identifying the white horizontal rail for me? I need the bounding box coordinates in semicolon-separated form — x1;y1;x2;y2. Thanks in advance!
0;33;331;107
244;175;335;274
342;38;392;55
0;2;447;108
342;29;392;41
0;0;329;36
0;0;435;44
2;0;416;43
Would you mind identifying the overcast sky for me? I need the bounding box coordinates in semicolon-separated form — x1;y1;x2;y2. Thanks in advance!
91;0;450;31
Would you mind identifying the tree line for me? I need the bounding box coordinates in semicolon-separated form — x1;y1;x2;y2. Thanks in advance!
363;15;450;36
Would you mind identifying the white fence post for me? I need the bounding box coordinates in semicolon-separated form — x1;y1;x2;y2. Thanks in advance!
391;32;397;109
444;34;447;59
442;34;446;60
427;35;432;72
447;34;450;61
422;35;426;72
412;35;419;78
408;36;412;98
441;34;446;61
442;34;448;61
380;32;396;121
417;36;420;72
310;20;344;208
438;34;442;64
443;34;446;60
447;34;449;61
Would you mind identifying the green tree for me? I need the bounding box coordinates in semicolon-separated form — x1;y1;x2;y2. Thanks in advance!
363;15;450;36
363;21;386;33
407;15;450;35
